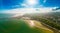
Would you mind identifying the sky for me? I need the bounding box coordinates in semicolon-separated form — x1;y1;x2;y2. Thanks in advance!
0;0;60;13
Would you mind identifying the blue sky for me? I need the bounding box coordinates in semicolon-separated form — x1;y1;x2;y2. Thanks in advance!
0;0;24;10
42;0;60;7
0;0;60;11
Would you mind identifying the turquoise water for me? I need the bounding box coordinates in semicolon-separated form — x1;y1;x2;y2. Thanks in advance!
0;13;14;18
0;13;53;33
0;19;44;33
0;13;43;33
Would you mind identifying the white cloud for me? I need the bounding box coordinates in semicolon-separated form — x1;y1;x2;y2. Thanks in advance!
43;0;46;3
0;7;54;17
3;8;39;14
52;7;59;9
26;0;38;5
21;0;39;8
2;7;53;14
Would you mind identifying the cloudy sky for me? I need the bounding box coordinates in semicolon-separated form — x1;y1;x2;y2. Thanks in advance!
0;0;60;13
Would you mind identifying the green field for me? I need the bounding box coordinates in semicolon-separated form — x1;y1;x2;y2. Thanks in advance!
0;19;53;33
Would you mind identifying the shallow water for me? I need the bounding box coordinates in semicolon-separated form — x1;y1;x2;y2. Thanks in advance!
0;13;54;33
0;13;14;18
0;19;45;33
